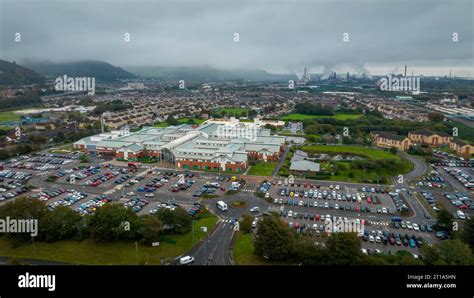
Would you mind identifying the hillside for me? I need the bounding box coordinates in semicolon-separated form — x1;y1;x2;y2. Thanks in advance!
0;59;45;86
24;60;136;82
125;66;296;83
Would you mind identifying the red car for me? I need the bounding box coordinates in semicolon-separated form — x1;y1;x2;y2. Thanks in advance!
367;197;372;204
355;205;360;212
315;214;321;221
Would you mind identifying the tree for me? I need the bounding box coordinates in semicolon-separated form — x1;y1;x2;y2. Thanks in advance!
139;215;164;245
428;112;444;122
0;197;48;242
459;217;474;251
165;114;178;126
422;239;474;265
86;203;141;241
155;207;192;234
240;214;253;234
325;232;363;265
254;215;295;260
293;236;327;265
39;206;82;242
434;209;453;234
389;146;398;154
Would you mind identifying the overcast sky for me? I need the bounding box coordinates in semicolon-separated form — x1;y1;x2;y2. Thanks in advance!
1;0;473;77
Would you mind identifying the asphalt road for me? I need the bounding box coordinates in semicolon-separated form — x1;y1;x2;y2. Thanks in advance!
187;219;236;265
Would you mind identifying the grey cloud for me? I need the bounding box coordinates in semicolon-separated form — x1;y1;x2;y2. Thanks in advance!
0;0;472;76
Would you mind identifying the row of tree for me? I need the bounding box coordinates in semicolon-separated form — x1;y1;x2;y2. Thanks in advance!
250;215;474;265
0;197;193;245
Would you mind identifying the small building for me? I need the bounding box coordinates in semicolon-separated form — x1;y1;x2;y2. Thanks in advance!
374;132;412;151
449;139;474;157
408;130;452;147
290;160;320;174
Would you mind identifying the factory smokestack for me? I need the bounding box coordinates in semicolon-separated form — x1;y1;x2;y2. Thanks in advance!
404;65;407;77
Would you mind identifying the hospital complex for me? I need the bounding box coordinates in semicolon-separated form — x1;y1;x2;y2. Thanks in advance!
73;118;287;172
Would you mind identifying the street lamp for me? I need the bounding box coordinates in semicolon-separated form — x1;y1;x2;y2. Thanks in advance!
135;241;139;265
31;236;36;256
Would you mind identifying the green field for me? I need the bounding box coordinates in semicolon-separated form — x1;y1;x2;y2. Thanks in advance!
215;108;250;116
301;145;400;160
154;118;206;128
281;113;363;121
451;120;474;143
0;110;21;122
233;232;271;265
0;216;217;265
248;162;277;176
292;145;413;183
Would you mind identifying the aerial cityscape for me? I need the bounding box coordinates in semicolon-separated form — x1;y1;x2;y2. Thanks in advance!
0;0;472;296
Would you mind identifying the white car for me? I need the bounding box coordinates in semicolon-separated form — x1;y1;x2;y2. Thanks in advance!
288;211;293;217
252;218;259;228
277;181;282;186
457;210;466;220
382;207;387;214
369;235;375;242
375;236;381;243
361;248;368;254
312;224;318;230
126;192;135;196
406;222;413;230
335;185;340;190
179;256;195;265
413;223;420;231
145;193;154;198
250;206;260;213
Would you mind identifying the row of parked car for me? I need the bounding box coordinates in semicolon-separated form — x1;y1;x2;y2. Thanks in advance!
362;229;424;248
187;202;202;216
391;220;433;233
193;182;221;197
417;171;446;188
388;191;409;213
0;185;28;201
27;155;75;165
170;179;195;192
0;170;32;180
444;192;474;210
443;167;474;190
48;191;88;210
149;202;179;214
280;210;368;225
420;192;442;212
278;188;381;205
7;161;60;171
276;198;390;213
33;188;67;201
123;198;149;213
82;171;119;187
76;195;112;215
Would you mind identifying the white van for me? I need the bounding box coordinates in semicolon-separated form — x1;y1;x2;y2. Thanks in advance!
216;200;228;211
179;256;195;265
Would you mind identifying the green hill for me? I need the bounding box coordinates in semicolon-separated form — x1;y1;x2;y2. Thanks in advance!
0;59;45;86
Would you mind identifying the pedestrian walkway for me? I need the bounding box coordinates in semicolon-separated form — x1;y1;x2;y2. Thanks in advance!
369;221;390;226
